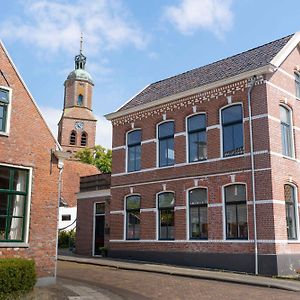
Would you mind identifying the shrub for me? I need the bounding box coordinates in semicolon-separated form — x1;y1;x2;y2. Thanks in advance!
58;229;76;249
0;258;36;298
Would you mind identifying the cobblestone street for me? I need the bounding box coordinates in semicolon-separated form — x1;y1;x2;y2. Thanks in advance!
32;261;300;299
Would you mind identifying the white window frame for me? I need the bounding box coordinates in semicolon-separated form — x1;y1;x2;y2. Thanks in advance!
0;163;32;247
0;86;12;136
156;190;175;240
125;128;142;173
124;193;141;240
284;183;300;241
222;182;249;241
185;112;207;163
186;186;208;240
280;104;295;159
219;102;244;158
156;120;175;168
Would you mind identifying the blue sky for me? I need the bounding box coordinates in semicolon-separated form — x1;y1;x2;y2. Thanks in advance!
1;0;299;148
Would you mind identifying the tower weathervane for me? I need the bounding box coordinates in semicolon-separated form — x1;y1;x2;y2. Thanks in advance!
80;32;83;55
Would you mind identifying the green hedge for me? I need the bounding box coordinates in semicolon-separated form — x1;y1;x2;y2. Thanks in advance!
58;229;76;249
0;258;36;298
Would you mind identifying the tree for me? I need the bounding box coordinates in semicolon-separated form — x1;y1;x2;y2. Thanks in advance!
75;145;112;173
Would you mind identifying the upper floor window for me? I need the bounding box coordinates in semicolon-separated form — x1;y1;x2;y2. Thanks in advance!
284;184;298;240
280;105;294;157
224;184;248;240
187;114;207;162
158;192;175;240
189;188;208;239
127;130;141;172
295;73;300;98
78;94;83;106
81;132;87;146
0;88;9;133
126;195;141;240
221;104;244;157
70;131;77;145
0;166;29;242
158;121;175;167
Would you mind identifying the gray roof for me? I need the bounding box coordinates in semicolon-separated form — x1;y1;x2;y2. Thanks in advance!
119;34;292;112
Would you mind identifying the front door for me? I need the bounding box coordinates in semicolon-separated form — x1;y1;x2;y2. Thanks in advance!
94;202;105;255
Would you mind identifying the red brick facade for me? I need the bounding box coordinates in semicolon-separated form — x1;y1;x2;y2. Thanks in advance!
0;41;60;281
106;35;300;275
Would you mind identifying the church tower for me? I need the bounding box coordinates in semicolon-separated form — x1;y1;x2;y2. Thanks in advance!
58;37;97;154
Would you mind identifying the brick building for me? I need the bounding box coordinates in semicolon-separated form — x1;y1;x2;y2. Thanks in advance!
0;40;64;284
76;173;111;256
105;32;300;275
57;42;100;231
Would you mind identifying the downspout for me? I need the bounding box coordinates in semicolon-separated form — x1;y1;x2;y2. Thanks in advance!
54;165;63;279
247;76;258;275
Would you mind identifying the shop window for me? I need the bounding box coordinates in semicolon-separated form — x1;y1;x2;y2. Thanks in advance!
126;195;141;240
284;184;297;240
158;192;174;240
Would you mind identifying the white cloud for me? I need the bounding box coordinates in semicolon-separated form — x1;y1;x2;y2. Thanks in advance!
164;0;234;36
0;0;148;55
40;106;112;149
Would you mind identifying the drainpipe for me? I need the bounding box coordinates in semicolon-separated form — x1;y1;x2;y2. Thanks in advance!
247;76;258;275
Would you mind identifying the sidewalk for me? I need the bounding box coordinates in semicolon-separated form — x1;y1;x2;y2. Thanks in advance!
58;254;300;293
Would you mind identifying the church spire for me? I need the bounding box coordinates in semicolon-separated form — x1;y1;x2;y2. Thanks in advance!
75;33;86;70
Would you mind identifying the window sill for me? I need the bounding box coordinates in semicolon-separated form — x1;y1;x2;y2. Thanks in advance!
0;242;29;248
0;131;9;137
282;155;296;161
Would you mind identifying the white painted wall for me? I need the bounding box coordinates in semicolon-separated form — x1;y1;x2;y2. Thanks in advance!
59;206;77;231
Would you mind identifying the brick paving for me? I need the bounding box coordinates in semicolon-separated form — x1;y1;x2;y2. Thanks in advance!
52;261;300;300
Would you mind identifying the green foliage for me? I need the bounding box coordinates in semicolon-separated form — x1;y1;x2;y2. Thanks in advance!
0;258;36;298
58;229;76;249
75;145;112;173
99;247;108;257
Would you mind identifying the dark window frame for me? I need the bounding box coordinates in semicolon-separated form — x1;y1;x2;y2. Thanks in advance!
81;131;87;146
187;113;207;162
0;88;9;133
280;105;294;158
77;94;83;106
221;104;244;158
70;131;77;145
0;166;29;242
188;188;208;240
127;130;141;172
126;195;141;240
158;192;175;240
284;184;298;240
224;184;248;240
158;121;175;167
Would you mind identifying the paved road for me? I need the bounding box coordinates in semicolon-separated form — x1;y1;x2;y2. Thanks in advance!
36;261;300;299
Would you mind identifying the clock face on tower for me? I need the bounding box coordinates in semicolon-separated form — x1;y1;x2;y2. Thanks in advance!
75;121;84;130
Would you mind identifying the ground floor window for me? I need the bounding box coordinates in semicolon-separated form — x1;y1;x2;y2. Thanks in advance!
0;165;29;242
126;195;141;240
224;184;248;239
285;184;297;240
189;188;208;239
158;192;174;240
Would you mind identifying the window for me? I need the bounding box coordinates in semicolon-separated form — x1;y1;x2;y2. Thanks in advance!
81;132;87;146
126;195;141;240
62;214;71;221
295;73;300;98
127;130;141;172
70;131;77;145
158;192;174;240
285;184;297;240
189;188;208;239
0;88;9;133
187;114;207;162
0;166;29;242
158;122;175;167
78;94;83;106
280;105;294;157
221;104;244;157
224;184;248;239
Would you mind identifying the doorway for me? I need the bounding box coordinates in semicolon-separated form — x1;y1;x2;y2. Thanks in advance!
93;202;105;256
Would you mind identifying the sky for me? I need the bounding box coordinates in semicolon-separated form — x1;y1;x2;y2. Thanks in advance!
1;0;299;149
